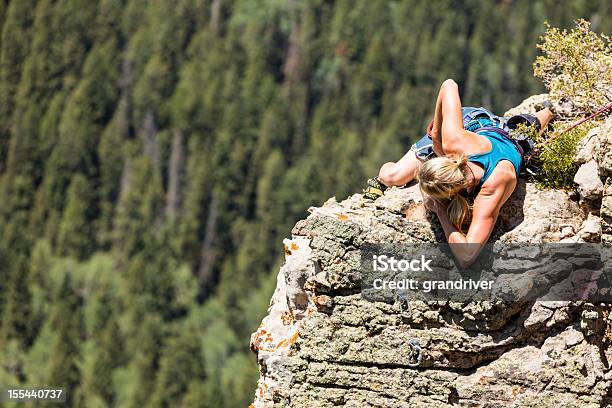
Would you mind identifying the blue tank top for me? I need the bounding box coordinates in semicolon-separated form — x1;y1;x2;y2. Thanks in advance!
467;119;522;185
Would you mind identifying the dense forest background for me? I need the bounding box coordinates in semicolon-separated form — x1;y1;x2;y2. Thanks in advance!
0;0;609;407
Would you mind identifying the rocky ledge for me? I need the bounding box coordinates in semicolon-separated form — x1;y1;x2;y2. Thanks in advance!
250;101;612;407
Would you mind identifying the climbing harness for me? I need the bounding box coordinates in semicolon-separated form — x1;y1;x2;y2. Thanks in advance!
362;177;387;200
407;338;422;367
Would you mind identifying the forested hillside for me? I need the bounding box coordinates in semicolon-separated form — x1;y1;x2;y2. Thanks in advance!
0;1;609;407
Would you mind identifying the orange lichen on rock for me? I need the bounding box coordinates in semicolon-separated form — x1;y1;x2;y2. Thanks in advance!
275;330;299;349
287;330;299;345
259;383;269;397
281;311;293;326
404;204;426;220
252;327;277;352
284;241;299;255
478;375;495;385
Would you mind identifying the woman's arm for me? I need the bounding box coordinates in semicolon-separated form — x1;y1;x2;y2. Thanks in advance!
430;79;465;155
430;79;487;156
430;180;512;267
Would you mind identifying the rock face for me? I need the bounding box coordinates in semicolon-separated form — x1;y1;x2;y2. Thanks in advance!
599;115;612;176
503;94;575;118
250;104;612;407
574;159;603;200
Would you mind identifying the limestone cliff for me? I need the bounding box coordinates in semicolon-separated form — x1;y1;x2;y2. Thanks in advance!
250;98;612;407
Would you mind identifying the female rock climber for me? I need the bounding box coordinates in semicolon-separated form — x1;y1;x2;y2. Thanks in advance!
363;79;555;266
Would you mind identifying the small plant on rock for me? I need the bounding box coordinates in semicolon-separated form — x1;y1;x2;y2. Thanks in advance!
532;121;596;190
534;19;611;114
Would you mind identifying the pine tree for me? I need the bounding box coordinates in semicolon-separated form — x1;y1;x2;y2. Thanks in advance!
113;313;164;408
78;317;125;405
148;323;206;407
45;273;83;406
0;0;35;172
113;156;163;257
57;174;95;259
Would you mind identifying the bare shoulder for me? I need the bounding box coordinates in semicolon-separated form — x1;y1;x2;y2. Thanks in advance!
480;161;518;197
445;129;492;156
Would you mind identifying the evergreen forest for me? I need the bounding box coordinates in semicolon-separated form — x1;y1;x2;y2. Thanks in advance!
0;1;609;406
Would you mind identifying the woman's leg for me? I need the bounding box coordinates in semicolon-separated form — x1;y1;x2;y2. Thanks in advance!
535;108;554;135
378;150;423;187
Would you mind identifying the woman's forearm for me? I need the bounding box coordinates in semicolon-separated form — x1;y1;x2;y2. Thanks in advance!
435;209;466;244
437;209;489;267
431;80;459;155
431;84;445;154
434;209;482;268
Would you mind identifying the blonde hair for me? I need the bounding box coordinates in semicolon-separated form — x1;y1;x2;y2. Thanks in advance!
418;154;470;231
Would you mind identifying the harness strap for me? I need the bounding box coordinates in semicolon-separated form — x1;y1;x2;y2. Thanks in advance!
475;126;525;159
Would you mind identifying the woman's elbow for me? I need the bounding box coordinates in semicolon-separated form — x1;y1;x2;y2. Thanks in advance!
456;255;475;269
378;163;415;186
450;243;482;268
441;138;459;154
442;79;458;89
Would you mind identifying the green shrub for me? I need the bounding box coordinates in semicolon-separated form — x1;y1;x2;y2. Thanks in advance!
529;19;610;189
533;19;611;114
533;122;596;189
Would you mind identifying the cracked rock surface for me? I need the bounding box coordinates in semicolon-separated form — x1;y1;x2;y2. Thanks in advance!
250;104;612;407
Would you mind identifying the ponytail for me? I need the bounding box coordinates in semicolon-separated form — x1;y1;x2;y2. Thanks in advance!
450;154;467;169
418;154;470;232
448;193;469;232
